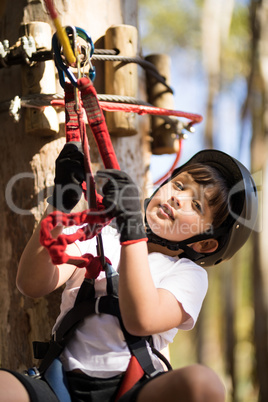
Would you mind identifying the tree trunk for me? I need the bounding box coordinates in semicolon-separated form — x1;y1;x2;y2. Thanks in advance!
200;3;241;399
249;1;268;400
201;0;234;148
0;0;150;370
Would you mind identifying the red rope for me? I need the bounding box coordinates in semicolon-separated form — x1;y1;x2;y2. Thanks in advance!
64;83;81;142
40;207;112;278
64;82;99;208
44;0;57;19
40;77;119;277
63;80;120;171
53;89;202;188
51;99;203;127
100;102;203;126
78;78;120;170
153;139;182;186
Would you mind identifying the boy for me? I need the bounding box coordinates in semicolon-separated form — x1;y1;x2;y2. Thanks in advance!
0;145;257;401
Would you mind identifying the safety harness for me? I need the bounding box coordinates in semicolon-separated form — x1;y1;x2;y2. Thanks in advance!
30;48;171;400
32;260;170;401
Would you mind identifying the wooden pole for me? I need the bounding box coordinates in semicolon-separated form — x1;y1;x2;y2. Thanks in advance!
145;54;178;154
105;25;138;136
21;22;59;137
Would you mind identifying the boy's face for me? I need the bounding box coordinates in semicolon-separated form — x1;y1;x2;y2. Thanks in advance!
146;171;215;243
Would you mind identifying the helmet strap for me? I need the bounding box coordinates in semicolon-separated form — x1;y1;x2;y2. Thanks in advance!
145;223;227;263
145;224;206;261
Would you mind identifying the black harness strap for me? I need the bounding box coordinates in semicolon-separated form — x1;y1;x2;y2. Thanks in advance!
36;298;96;374
125;338;160;377
34;262;170;379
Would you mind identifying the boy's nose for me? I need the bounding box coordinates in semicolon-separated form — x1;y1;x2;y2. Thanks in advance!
171;195;180;208
171;194;191;211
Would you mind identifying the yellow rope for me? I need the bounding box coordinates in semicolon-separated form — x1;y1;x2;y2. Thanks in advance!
53;17;76;66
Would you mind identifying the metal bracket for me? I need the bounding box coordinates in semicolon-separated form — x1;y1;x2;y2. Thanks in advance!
0;35;36;67
20;35;36;62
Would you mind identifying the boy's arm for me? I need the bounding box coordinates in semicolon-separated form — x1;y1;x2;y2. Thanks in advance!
17;142;86;298
118;241;189;337
16;208;79;299
97;169;189;336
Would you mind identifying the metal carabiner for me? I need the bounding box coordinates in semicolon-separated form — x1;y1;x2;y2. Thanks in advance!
52;26;96;88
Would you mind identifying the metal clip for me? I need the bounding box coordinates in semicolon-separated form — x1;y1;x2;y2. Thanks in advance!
52;26;95;88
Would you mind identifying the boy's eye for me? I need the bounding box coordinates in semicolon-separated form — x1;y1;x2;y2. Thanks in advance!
174;182;184;190
193;200;202;213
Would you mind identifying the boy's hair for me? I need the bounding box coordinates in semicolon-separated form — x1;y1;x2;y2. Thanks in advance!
179;163;229;229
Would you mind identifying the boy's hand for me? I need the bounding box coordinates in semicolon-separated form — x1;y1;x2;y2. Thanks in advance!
96;169;147;245
48;142;86;212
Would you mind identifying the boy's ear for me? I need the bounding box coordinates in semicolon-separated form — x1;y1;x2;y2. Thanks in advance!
191;239;218;254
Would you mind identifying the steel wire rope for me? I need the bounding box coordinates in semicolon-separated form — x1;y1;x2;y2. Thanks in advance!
1;93;196;134
91;54;173;93
0;45;173;92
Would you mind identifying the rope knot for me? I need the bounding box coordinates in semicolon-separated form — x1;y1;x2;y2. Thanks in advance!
80;254;112;279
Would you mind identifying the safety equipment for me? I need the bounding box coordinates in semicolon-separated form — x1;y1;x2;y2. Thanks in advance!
31;261;169;402
38;73;159;402
145;149;258;267
97;169;147;245
47;142;86;212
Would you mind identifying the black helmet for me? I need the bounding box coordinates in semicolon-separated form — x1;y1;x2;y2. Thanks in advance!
145;149;258;267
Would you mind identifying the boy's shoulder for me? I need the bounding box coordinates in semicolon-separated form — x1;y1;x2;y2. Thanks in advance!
148;252;207;277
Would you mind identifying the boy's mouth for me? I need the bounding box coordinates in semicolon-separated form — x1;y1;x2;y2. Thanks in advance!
159;204;175;220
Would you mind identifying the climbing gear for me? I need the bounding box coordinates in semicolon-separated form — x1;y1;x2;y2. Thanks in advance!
97;169;148;245
52;26;96;88
44;0;76;66
36;26;169;401
65;370;124;402
145;149;258;267
40;76;121;270
32;262;169;401
47;142;86;212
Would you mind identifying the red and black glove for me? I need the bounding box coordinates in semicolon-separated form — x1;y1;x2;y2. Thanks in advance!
47;142;86;212
96;169;147;245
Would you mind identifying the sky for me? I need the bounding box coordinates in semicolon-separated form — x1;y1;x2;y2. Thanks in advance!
149;48;252;184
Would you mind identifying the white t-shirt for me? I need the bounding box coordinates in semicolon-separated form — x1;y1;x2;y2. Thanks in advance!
54;225;208;378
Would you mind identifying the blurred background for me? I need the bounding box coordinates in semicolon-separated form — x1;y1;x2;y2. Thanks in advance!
138;1;267;401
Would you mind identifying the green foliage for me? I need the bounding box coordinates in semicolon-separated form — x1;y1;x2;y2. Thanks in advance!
138;0;203;52
139;0;251;82
222;4;251;81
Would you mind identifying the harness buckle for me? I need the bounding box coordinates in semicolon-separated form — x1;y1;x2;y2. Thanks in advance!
95;296;101;314
25;366;41;379
147;369;162;378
